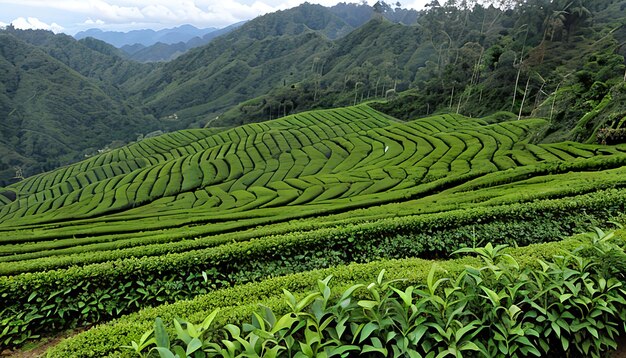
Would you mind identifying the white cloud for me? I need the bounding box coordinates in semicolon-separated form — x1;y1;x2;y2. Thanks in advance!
11;16;64;33
83;18;105;26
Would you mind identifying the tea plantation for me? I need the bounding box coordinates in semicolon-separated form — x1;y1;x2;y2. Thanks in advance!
1;105;625;356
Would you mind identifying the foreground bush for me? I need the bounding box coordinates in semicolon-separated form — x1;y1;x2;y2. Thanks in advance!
124;229;626;358
3;190;625;349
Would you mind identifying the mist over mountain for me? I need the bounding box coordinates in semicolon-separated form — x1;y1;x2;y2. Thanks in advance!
119;21;247;62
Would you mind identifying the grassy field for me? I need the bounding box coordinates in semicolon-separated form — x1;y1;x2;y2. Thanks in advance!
1;104;626;353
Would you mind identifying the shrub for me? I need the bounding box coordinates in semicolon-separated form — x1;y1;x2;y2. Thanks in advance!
124;232;626;358
47;234;606;357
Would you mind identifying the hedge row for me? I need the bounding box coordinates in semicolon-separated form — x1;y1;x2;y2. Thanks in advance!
46;234;605;357
3;148;625;246
4;158;626;275
125;238;626;357
1;189;625;348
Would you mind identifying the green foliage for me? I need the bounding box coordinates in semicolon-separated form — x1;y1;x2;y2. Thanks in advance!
1;103;626;348
46;235;585;357
0;195;616;348
2;184;624;349
122;234;626;358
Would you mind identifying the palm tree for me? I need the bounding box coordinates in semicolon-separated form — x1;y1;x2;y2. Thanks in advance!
543;10;567;41
564;0;592;41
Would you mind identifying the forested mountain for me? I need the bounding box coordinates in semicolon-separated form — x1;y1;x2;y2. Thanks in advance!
0;0;624;186
120;22;246;62
0;31;160;185
126;3;348;125
74;25;219;48
219;0;626;140
6;29;155;94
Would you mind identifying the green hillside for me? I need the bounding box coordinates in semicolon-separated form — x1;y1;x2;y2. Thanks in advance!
4;104;625;240
1;1;624;185
1;1;626;356
1;104;626;354
0;31;160;187
213;0;626;138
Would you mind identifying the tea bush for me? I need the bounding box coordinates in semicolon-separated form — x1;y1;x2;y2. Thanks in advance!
124;230;626;358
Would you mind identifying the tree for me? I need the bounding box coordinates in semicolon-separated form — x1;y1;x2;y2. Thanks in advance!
565;0;591;40
543;10;567;41
13;166;24;180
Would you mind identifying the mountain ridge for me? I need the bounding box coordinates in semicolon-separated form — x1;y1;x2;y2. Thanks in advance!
74;24;219;47
119;21;246;62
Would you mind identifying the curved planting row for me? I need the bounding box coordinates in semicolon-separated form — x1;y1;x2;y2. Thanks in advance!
1;106;623;244
1;186;625;347
2;105;626;349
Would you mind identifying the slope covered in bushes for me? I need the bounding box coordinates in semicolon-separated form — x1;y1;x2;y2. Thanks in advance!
2;104;626;351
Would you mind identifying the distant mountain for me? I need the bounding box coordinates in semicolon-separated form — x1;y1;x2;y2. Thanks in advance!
130;0;425;126
120;22;246;63
74;24;219;47
76;2;420;63
1;0;624;188
123;42;187;62
116;3;420;63
120;43;146;56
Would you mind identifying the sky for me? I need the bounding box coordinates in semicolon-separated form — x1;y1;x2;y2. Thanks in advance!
0;0;430;35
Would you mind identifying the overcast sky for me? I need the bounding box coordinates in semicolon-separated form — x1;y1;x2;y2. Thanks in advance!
0;0;429;35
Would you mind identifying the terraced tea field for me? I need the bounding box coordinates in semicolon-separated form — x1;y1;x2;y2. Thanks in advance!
3;106;624;254
2;104;626;352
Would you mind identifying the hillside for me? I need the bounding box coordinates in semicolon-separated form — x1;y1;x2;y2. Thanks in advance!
128;2;422;123
369;0;626;132
3;104;626;246
5;28;154;91
98;2;417;63
129;3;343;125
1;1;623;185
1;104;626;354
0;31;159;187
215;0;626;137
